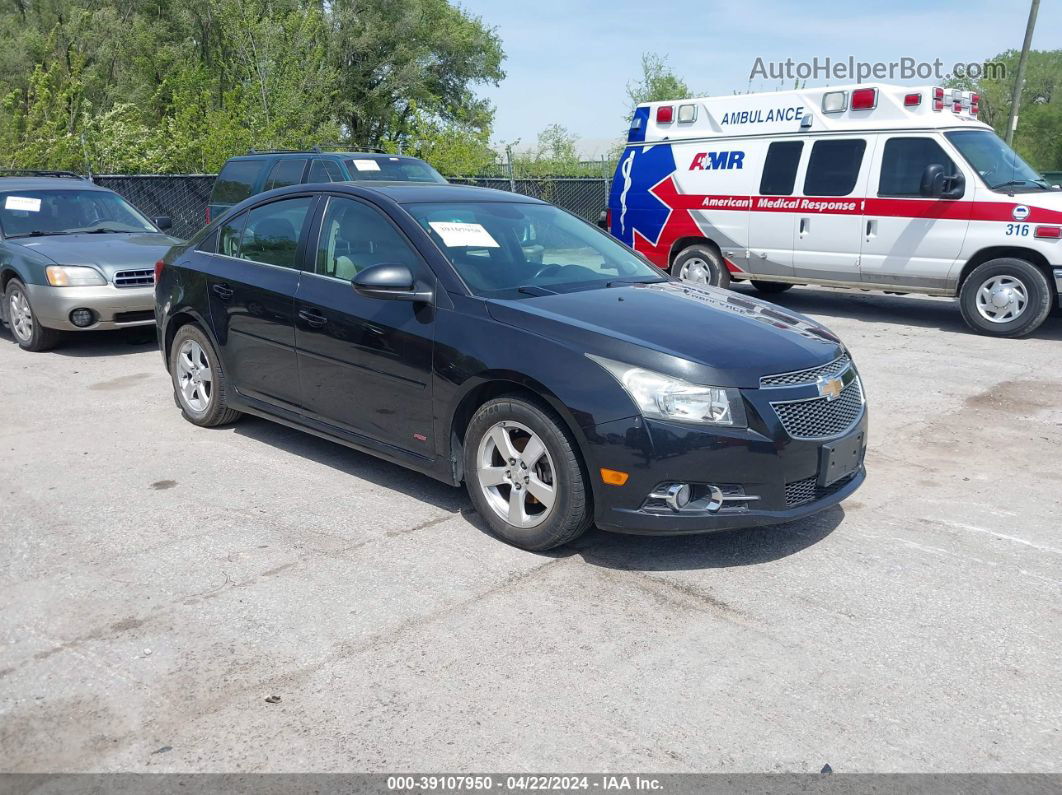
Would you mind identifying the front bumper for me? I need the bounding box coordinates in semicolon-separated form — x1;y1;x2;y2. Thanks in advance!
24;284;155;331
584;388;868;535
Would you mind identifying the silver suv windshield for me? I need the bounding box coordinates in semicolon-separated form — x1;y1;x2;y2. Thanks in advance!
0;189;156;238
407;201;665;298
945;130;1051;192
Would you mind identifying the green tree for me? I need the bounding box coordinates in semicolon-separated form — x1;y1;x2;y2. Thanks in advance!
626;52;694;116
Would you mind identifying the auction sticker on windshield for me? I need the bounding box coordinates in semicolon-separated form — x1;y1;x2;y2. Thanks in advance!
351;160;381;172
5;196;41;212
429;221;500;248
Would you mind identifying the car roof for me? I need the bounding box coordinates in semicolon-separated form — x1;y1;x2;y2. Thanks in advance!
227;151;427;162
0;176;103;192
340;182;545;205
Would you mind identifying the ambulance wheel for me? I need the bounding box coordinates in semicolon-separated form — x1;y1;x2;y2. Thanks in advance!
751;280;794;294
958;258;1052;338
672;245;730;288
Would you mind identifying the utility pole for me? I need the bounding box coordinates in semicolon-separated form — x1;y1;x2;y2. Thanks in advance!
1007;0;1040;146
505;140;519;193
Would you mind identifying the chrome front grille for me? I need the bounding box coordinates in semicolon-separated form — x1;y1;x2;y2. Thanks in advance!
760;353;851;388
113;269;155;288
771;377;864;440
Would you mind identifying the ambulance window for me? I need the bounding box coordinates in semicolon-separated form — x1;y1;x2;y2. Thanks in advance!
803;139;866;196
760;141;803;195
879;138;956;197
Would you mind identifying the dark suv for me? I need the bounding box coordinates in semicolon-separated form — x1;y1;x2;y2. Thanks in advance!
156;181;866;551
207;149;447;224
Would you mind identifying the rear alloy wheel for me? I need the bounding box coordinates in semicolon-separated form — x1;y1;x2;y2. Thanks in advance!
751;280;794;294
169;324;241;427
672;244;731;289
464;397;592;551
959;258;1052;338
5;280;61;352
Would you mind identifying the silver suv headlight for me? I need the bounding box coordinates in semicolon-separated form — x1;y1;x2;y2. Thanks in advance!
45;266;107;287
588;355;747;427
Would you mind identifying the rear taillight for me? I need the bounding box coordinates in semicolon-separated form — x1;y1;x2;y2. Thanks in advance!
154;259;165;284
205;206;211;225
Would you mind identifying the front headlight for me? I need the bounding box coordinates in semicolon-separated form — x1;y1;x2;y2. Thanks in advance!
588;355;747;427
45;266;107;287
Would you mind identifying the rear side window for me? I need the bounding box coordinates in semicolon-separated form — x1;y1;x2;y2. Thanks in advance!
879;138;956;197
759;141;803;196
239;197;314;269
307;159;345;183
264;159;308;192
803;139;867;196
212;161;265;205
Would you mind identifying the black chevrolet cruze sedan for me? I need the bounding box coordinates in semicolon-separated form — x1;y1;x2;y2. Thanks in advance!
155;182;866;550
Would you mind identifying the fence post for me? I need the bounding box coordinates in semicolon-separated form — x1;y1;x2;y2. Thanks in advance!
505;144;516;193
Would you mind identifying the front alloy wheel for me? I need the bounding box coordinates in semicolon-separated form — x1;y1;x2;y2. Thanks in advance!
4;280;60;351
464;397;592;551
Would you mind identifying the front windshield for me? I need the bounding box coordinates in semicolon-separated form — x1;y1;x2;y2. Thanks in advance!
346;158;447;184
0;189;156;238
945;130;1049;192
407;201;665;297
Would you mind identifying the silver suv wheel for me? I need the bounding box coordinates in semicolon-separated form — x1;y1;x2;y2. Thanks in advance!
8;287;34;343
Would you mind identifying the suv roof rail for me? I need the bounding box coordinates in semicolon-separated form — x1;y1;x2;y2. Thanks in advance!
244;146;393;156
0;169;87;180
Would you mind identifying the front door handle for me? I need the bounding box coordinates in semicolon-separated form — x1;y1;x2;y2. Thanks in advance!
799;217;810;238
865;219;877;240
212;283;234;301
298;308;328;329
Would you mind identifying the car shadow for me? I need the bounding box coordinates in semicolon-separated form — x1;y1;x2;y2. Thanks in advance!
732;284;1062;341
0;324;159;356
231;415;470;515
232;414;843;568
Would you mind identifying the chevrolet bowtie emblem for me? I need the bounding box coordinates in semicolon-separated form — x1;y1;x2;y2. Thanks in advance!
817;376;843;401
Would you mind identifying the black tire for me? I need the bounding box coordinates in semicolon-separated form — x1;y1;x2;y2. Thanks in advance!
4;279;61;352
750;280;794;294
958;258;1052;338
169;324;242;427
463;396;592;551
671;244;731;289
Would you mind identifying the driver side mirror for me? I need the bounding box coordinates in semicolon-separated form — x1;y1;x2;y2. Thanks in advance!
352;263;433;303
153;216;173;231
920;164;965;200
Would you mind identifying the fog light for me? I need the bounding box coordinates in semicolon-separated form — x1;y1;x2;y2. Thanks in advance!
663;483;691;511
70;308;96;328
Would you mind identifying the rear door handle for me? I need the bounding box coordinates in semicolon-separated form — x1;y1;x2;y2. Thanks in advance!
298;308;328;329
799;217;810;237
212;283;234;301
865;219;877;240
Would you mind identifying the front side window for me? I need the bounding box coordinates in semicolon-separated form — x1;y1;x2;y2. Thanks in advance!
218;212;247;257
264;159;308;192
879;138;957;197
239;197;314;268
406;201;664;298
760;141;803;196
213;160;266;205
803;139;867;197
316;197;418;280
945;130;1048;192
0;189;156;238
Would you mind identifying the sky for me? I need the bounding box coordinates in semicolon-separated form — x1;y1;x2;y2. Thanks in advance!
456;0;1062;158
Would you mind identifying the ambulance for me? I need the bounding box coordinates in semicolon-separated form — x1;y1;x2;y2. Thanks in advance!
608;83;1062;337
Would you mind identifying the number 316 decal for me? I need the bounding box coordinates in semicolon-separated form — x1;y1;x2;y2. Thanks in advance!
1005;223;1031;236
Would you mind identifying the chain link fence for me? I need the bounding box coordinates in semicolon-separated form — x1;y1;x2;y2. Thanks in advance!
94;174;611;240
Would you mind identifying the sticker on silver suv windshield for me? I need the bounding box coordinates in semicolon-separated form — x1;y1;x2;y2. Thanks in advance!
351;160;381;172
5;196;41;212
429;221;500;248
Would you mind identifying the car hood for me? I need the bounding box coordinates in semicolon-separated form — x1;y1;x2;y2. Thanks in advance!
485;282;845;389
10;232;180;276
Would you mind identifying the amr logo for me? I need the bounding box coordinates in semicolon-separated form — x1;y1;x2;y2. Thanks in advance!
689;151;745;171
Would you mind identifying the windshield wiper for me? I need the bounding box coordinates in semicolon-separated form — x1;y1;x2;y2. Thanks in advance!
991;179;1049;191
606;277;668;287
84;227;134;234
6;230;75;239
